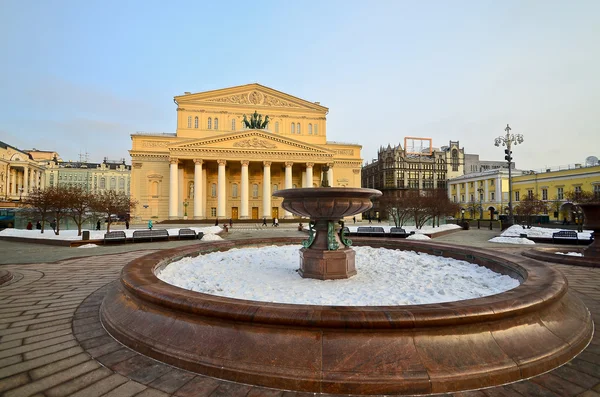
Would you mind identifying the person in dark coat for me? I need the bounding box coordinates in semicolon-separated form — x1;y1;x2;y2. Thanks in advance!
26;222;33;230
125;220;130;229
36;221;41;230
96;220;101;230
229;218;233;228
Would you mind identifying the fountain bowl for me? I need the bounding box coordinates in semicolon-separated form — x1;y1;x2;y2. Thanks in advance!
273;187;382;220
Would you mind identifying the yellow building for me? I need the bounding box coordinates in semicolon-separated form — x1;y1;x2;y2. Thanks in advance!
447;169;512;220
1;141;46;202
512;164;600;221
129;84;363;221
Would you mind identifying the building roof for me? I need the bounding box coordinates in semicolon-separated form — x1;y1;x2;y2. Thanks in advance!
0;141;34;160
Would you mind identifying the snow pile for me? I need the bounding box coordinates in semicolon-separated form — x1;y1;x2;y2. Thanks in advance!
0;226;223;241
406;233;431;240
489;237;535;245
201;234;223;241
157;245;519;306
501;225;592;240
78;244;99;248
556;252;584;257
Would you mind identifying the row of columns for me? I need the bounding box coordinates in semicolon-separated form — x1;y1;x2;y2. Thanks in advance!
4;166;44;198
454;178;503;204
168;159;327;219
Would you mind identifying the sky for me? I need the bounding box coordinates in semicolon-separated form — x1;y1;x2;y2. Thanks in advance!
0;0;598;170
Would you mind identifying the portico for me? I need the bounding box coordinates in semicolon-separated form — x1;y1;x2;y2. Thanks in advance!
129;83;363;222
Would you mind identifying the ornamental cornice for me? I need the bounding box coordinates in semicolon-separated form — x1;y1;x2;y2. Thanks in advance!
334;161;363;168
263;161;272;167
285;162;294;167
217;159;227;166
169;149;332;162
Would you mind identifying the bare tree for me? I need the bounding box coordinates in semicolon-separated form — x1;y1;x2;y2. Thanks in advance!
379;191;412;227
90;191;138;233
514;194;548;227
465;199;480;220
402;191;434;230
550;196;563;220
67;186;95;236
427;189;460;228
48;185;73;235
20;187;53;233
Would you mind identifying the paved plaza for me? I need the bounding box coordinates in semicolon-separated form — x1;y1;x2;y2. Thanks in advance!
0;228;599;396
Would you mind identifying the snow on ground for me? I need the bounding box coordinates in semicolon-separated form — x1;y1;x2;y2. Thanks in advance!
78;244;99;248
556;252;584;257
500;225;592;240
157;245;519;306
489;237;536;245
346;224;461;234
0;226;223;241
201;234;223;241
406;233;431;240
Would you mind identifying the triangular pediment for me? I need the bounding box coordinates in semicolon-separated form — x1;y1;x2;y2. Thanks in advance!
174;83;328;112
170;130;333;155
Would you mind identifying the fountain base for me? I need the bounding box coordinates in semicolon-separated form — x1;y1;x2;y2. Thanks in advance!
299;247;357;280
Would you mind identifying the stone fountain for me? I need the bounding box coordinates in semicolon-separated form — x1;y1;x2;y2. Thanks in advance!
273;166;381;279
100;176;593;395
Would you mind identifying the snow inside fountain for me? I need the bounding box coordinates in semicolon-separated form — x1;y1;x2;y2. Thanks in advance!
157;245;519;306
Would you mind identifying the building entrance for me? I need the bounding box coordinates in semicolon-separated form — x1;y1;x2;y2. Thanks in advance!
232;207;238;220
252;207;259;219
272;207;279;219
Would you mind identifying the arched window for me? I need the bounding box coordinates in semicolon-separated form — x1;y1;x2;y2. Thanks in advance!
314;124;318;135
99;177;106;189
187;116;192;128
272;184;278;193
231;119;236;131
194;116;198;128
308;124;312;135
275;121;279;133
252;184;259;198
290;123;295;134
214;118;219;130
208;118;212;129
151;181;158;196
110;177;116;190
451;149;459;172
119;178;125;190
297;123;301;134
211;183;217;197
232;183;238;198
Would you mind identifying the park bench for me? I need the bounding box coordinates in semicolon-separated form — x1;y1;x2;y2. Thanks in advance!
552;230;579;245
178;228;197;240
132;229;170;243
388;227;414;238
103;231;126;244
355;226;386;237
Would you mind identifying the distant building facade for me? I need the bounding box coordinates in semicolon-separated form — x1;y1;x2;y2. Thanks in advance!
43;158;131;195
361;140;465;218
463;153;514;174
0;141;45;201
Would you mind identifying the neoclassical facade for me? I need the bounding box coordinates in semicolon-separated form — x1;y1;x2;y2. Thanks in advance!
1;141;45;201
129;84;363;221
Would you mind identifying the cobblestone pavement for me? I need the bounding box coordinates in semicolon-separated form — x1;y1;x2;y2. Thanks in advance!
0;230;599;396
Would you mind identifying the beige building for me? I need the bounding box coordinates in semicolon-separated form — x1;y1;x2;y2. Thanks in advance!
1;141;45;201
129;84;363;221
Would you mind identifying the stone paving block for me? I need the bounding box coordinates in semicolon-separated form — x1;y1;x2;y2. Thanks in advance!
0;326;27;336
29;351;90;379
22;326;73;344
452;391;487;397
209;381;253;396
0;323;9;330
2;322;72;342
127;362;173;385
75;327;108;341
0;339;22;353
73;316;102;328
73;321;102;334
96;348;138;367
0;345;83;378
148;368;196;394
0;334;74;359
0;354;23;369
34;307;77;318
11;313;74;328
134;388;171;397
552;364;600;389
577;391;600;397
23;339;80;360
100;380;147;397
62;372;129;397
79;335;115;350
27;317;72;330
566;358;600;378
481;385;524;396
174;376;222;397
0;372;30;393
578;351;600;365
531;372;587;396
111;354;157;376
246;387;285;397
45;366;113;397
0;314;36;325
86;340;123;357
506;380;562;396
2;359;99;397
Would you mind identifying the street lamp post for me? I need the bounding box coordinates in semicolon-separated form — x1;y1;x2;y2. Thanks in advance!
461;208;465;222
494;124;524;226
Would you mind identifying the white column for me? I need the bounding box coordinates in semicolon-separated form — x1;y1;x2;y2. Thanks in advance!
23;166;29;196
484;179;489;202
327;163;334;187
169;158;178;219
305;162;314;188
262;161;271;218
40;170;45;190
496;175;502;204
301;171;306;188
217;160;226;218
284;162;293;218
202;168;207;218
194;159;203;219
11;168;17;195
465;182;470;202
447;182;452;201
240;160;249;219
6;167;11;197
178;167;184;217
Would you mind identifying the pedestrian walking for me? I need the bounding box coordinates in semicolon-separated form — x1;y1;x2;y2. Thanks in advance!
262;217;267;226
229;218;233;228
274;217;279;227
36;221;41;230
50;219;57;232
215;218;219;226
96;220;101;230
125;220;130;229
148;219;153;230
353;216;356;224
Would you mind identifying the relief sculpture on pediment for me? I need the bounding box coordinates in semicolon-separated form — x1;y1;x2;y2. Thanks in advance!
207;93;251;105
233;138;277;149
263;94;300;108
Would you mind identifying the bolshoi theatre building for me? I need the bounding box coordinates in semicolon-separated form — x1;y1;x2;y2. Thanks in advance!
129;84;363;221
